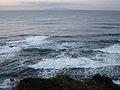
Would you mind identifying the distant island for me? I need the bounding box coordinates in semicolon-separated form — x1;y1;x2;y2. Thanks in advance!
11;74;120;90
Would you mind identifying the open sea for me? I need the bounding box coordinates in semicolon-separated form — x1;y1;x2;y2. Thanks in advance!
0;10;120;89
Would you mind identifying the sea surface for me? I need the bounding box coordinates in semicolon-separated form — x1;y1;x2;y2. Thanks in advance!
0;10;120;89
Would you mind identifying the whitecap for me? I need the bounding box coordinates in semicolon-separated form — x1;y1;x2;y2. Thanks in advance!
29;55;120;70
0;78;16;89
8;36;49;47
22;36;49;46
97;44;120;53
113;80;120;86
0;36;49;62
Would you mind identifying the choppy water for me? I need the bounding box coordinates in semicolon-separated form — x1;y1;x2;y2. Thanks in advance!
0;10;120;89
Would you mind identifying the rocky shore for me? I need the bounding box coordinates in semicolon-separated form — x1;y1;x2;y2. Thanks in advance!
11;74;120;90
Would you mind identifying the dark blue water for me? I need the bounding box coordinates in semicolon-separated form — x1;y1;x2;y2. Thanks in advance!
0;10;120;89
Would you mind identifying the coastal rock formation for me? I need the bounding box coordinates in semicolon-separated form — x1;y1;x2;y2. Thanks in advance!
11;74;120;90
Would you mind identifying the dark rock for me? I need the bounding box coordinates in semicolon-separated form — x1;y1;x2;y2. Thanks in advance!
11;74;120;90
10;78;15;82
9;46;14;48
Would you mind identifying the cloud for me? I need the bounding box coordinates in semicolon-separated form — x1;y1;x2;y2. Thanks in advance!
20;1;84;7
0;0;120;10
0;0;82;6
0;1;85;10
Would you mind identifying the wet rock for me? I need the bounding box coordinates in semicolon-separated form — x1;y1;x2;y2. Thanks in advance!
11;74;120;90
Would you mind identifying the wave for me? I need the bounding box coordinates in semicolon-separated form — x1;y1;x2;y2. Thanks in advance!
96;26;120;29
113;80;120;85
29;54;120;70
94;22;120;29
0;46;21;60
92;33;120;37
22;48;57;55
28;43;120;70
98;44;120;53
0;36;49;62
90;40;120;44
0;42;7;46
0;78;16;89
95;22;120;26
29;57;92;69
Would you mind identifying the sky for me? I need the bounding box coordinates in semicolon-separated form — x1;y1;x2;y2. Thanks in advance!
0;0;120;10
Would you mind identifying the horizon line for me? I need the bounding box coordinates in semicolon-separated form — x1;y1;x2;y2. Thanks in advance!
0;9;120;11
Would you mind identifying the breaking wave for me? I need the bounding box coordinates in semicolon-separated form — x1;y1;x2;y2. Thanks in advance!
0;36;49;62
98;44;120;53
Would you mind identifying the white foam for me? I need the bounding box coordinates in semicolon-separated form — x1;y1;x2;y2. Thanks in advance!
0;46;20;55
0;36;49;61
57;42;83;49
0;79;14;89
8;36;49;47
113;80;120;85
29;57;86;69
98;44;120;53
23;36;48;46
0;46;21;62
29;54;120;70
0;85;10;89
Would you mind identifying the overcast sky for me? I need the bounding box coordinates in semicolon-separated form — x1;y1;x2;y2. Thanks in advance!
0;0;120;10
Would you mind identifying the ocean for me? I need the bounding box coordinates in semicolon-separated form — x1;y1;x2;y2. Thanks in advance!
0;10;120;89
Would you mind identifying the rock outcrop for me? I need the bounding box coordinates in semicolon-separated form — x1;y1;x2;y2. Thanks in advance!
11;74;120;90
